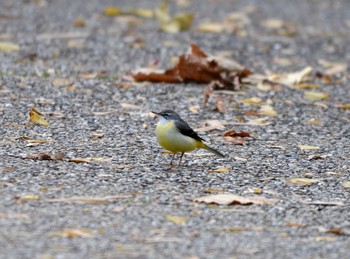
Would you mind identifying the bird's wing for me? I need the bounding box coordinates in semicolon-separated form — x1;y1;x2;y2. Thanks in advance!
175;119;205;142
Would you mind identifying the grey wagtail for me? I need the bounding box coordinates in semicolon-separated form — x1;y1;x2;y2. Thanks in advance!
152;110;224;165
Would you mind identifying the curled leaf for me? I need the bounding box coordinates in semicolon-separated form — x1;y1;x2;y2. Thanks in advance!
29;108;49;126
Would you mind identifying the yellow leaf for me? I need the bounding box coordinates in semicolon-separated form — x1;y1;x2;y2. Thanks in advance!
29;108;49;126
196;22;225;33
103;6;121;16
18;195;40;201
0;41;20;52
240;97;264;105
49;228;93;238
288;178;317;186
293;83;319;89
74;18;86;27
155;0;193;33
125;8;154;18
165;214;187;225
342;181;350;188
297;145;320;150
304;91;329;101
208;167;229;173
259;105;277;116
335;104;350;109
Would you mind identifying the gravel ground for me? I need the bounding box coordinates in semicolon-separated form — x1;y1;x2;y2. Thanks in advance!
1;0;350;258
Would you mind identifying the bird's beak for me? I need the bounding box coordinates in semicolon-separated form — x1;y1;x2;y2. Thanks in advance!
151;111;160;116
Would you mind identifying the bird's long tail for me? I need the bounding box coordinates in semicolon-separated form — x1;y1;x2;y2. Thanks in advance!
197;142;225;157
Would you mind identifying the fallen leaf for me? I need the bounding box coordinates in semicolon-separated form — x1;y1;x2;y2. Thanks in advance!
208;167;229;173
196;22;225;33
306;118;322;125
46;195;133;205
288;178;317;186
195;120;226;132
325;63;347;75
26;152;65;161
215;94;227;113
342;181;350;188
165;214;187;225
133;44;251;91
49;228;94;238
261;19;297;36
240;97;264;105
285;221;307;228
301;200;345;206
68;157;111;163
297;145;320;150
194;194;278;206
259;105;277;116
269;67;312;87
17;195;40;201
29;108;49;126
0;213;30;219
0;41;20;52
223;130;251;138
155;0;193;33
103;6;121;16
74;18;86;27
304;91;329;101
335;104;350;109
315;236;337;242
52;78;73;87
223;226;264;232
202;189;225;193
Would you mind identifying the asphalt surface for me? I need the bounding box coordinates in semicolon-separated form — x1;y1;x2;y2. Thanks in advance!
1;0;350;258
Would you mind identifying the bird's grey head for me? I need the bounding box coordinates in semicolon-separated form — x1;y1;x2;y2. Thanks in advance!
152;110;181;121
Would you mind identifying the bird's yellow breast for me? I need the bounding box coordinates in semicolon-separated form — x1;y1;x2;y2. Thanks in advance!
156;120;198;153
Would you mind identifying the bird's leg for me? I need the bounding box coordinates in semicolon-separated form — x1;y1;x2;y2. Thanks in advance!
169;153;176;165
178;152;184;166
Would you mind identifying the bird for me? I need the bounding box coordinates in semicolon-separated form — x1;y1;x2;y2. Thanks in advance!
152;110;224;165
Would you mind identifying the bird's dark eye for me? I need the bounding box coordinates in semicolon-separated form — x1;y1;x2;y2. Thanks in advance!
163;113;168;117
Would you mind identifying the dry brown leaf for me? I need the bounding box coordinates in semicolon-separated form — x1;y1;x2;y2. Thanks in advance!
74;18;86;27
294;83;319;89
285;221;307;228
297;145;320;150
26;152;65;161
194;194;278;206
202;189;225;193
215;94;227;113
325;63;347;75
304;91;329;101
195;120;226;132
335;104;350;109
46;195;133;205
208;167;230;173
223;130;251;138
196;22;225;33
165;214;187;225
68;157;111;163
17;195;40;201
288;178;317;186
29;108;49;126
133;44;251;90
49;228;94;238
